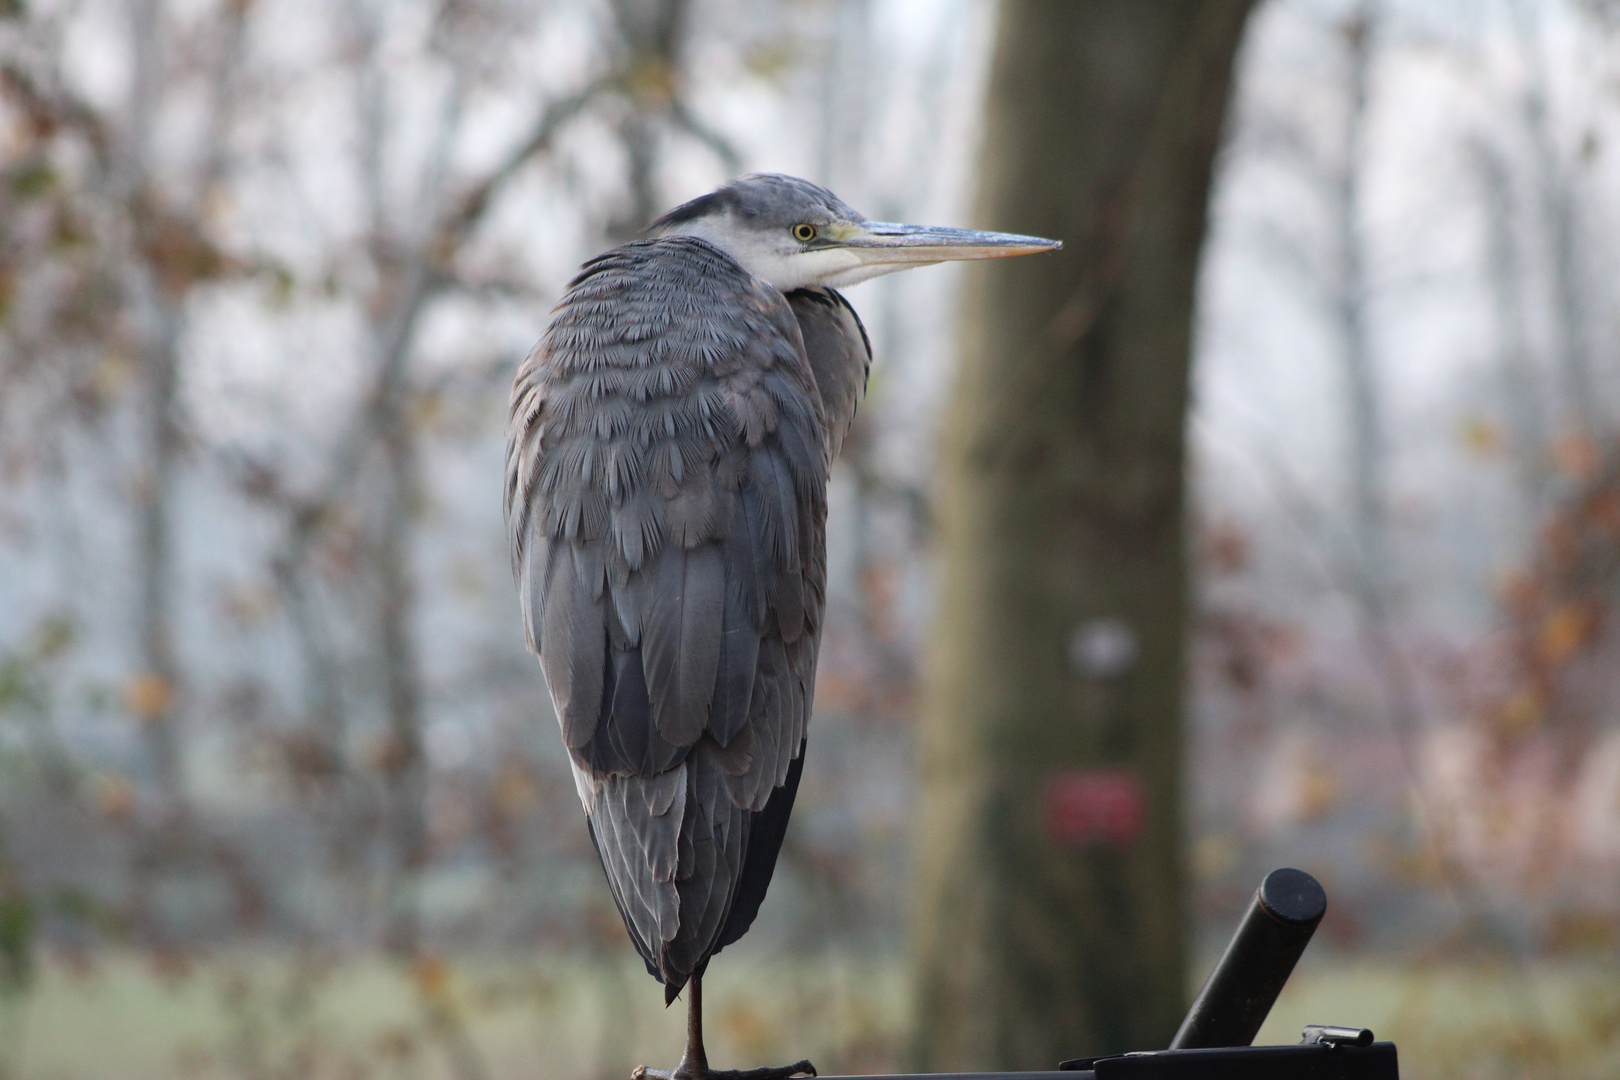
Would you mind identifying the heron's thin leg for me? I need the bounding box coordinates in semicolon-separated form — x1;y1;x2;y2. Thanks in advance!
678;972;709;1078
630;972;816;1080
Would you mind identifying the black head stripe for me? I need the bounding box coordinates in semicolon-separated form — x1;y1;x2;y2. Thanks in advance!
648;190;732;233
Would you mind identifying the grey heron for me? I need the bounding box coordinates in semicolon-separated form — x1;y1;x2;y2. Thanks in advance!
505;174;1058;1080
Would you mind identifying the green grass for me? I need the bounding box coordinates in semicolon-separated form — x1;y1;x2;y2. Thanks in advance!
0;947;907;1080
1256;954;1620;1080
1;949;1617;1079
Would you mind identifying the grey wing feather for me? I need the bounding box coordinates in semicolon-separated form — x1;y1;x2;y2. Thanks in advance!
585;763;685;970
506;237;833;991
668;745;749;981
708;515;762;747
540;545;604;750
635;544;725;747
744;452;805;642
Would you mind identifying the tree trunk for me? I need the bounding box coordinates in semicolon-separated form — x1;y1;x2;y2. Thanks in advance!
133;296;184;806
1474;142;1549;513
912;1;1254;1069
1335;4;1387;609
1515;3;1597;442
126;0;186;815
378;404;427;958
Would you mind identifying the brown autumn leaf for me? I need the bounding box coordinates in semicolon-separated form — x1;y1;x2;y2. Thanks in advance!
134;195;230;299
1459;415;1501;457
1543;516;1579;568
374;1028;417;1062
1555;434;1599;482
720;998;776;1062
1498;688;1545;734
1542;909;1620;954
91;351;136;401
123;672;173;719
409;953;449;997
491;764;538;817
1587;488;1620;534
1297;768;1342;821
219;582;277;627
147;944;193;985
1536;604;1594;667
368;732;417;776
623;56;675;107
1497;570;1539;617
93;772;135;821
407;390;444;434
1203;521;1250;575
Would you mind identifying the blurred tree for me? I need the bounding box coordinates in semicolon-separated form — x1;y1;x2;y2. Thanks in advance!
912;1;1255;1068
1511;0;1601;446
1333;2;1386;619
0;0;722;963
1471;137;1552;522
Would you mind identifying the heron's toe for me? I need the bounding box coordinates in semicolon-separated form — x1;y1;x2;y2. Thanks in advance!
709;1060;816;1080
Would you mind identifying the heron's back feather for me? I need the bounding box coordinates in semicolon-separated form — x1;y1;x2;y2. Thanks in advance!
506;237;863;990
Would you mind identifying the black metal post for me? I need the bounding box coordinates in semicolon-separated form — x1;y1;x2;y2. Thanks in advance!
824;868;1395;1079
1167;867;1327;1050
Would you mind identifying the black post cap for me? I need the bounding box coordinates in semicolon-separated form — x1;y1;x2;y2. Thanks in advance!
1257;868;1328;927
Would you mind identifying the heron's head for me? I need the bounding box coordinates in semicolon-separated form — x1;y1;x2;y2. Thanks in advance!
646;173;1060;293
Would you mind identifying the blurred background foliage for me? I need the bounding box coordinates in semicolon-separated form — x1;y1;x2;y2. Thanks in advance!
0;0;1619;1077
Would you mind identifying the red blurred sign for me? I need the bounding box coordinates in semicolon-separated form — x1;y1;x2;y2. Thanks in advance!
1044;769;1145;847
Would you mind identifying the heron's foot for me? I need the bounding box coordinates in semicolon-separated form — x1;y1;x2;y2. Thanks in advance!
710;1064;816;1080
632;1060;815;1080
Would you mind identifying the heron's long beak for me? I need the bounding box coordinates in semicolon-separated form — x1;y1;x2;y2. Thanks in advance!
837;222;1061;267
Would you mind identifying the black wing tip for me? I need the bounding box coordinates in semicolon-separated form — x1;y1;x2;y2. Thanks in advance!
713;743;807;953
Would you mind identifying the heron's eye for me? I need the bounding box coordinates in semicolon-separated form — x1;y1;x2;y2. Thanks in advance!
792;224;818;243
